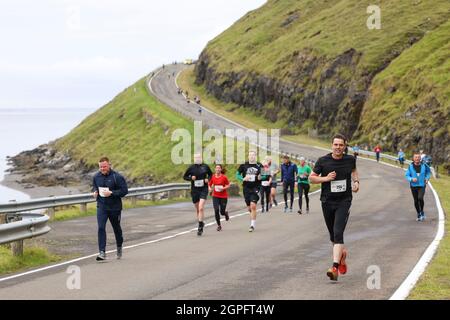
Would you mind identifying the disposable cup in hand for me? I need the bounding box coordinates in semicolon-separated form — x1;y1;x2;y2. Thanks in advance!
99;187;109;197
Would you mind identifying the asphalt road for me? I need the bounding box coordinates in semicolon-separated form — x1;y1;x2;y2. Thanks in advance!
0;64;438;300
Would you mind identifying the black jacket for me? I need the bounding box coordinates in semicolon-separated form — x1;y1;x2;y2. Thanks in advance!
92;170;128;211
183;164;212;189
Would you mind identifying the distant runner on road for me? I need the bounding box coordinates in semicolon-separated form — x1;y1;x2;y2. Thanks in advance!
266;156;279;207
405;152;431;222
208;164;231;231
280;155;297;213
183;153;212;236
297;157;311;214
236;150;262;232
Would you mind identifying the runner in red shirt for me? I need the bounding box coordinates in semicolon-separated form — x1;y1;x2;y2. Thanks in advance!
208;164;231;231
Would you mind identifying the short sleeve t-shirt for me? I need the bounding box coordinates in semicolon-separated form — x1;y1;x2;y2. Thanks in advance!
238;162;262;189
297;165;312;185
313;153;356;202
208;174;229;198
260;168;272;187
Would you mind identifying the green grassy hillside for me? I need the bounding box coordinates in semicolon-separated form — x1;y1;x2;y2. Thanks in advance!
354;20;450;155
54;77;256;186
195;0;450;168
55;78;196;184
204;0;449;76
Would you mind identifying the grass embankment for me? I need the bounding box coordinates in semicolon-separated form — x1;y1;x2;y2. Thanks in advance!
204;0;449;77
355;19;450;151
55;77;197;184
409;174;449;300
198;0;449;164
0;245;62;275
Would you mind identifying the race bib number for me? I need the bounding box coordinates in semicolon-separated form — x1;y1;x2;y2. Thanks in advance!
247;175;256;182
261;181;270;187
416;173;420;177
331;180;347;193
214;185;224;192
194;180;204;187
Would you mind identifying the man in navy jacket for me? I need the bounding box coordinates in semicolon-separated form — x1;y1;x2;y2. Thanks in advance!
92;157;128;261
280;155;297;212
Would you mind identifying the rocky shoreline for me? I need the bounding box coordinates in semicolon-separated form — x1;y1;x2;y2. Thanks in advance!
2;143;93;198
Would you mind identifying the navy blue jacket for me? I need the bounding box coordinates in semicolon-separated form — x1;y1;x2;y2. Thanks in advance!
92;170;128;211
280;161;298;183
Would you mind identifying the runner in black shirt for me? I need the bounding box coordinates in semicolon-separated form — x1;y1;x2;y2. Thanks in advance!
236;150;262;232
310;134;359;281
183;153;212;236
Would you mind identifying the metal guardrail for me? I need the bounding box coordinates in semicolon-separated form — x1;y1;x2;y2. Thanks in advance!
0;214;50;245
0;183;191;214
0;183;191;248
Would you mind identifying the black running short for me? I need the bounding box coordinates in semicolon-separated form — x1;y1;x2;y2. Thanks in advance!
321;200;351;244
243;187;260;206
191;187;208;203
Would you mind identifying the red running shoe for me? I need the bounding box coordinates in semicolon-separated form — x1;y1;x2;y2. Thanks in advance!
327;266;339;281
339;249;348;275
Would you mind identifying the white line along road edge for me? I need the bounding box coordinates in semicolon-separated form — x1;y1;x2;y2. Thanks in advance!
389;181;445;300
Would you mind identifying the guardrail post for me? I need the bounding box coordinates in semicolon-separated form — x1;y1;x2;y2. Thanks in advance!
184;190;189;198
130;196;137;206
80;203;87;213
47;207;55;219
11;216;23;257
0;214;6;224
167;191;172;200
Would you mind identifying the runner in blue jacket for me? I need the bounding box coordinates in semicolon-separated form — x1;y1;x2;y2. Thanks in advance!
405;152;431;221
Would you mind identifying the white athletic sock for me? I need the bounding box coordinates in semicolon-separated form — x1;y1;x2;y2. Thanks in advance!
251;220;256;228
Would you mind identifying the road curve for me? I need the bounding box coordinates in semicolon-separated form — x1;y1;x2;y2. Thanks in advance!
0;64;438;300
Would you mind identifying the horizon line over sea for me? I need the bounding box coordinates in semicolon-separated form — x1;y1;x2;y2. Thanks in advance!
0;107;96;203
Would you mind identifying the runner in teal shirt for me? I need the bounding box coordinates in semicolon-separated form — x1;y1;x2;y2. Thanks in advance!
297;157;312;214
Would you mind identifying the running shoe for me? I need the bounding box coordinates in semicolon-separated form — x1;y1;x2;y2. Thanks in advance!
217;225;222;231
96;251;106;261
225;211;230;221
289;208;293;213
274;199;278;206
197;225;203;236
338;249;347;275
421;212;426;221
248;226;255;232
116;247;122;260
284;207;288;213
298;209;302;214
306;208;310;214
262;207;265;213
327;266;339;281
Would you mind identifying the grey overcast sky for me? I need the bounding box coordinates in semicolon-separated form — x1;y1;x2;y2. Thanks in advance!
0;0;266;109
